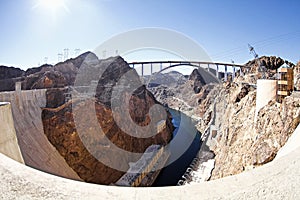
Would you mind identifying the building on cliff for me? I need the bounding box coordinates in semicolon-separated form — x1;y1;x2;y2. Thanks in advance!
277;66;294;103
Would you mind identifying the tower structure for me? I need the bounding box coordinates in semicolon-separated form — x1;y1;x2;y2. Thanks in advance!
64;48;69;61
248;44;266;78
74;49;81;57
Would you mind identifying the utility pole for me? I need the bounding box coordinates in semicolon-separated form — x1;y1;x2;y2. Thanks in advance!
248;44;266;78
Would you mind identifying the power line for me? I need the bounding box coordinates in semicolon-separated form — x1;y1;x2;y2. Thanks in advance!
211;31;300;61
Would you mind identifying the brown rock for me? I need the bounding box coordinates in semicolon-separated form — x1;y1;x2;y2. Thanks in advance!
42;56;174;185
30;71;67;89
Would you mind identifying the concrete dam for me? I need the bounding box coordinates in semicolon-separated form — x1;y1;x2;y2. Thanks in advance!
0;89;82;180
0;89;300;199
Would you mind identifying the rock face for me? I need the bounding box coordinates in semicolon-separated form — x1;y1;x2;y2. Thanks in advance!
149;56;299;181
294;61;300;91
0;52;95;91
41;56;174;184
0;66;24;80
189;69;206;93
245;56;294;71
0;66;24;91
197;82;300;180
149;68;219;119
143;71;187;88
243;56;295;79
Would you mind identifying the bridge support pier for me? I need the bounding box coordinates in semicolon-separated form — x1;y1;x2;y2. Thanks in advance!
233;66;236;80
127;61;246;81
216;65;219;79
224;65;228;82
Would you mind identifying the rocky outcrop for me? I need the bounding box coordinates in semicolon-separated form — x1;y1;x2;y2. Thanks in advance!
243;56;295;79
146;56;299;182
149;69;218;119
0;66;24;91
245;56;294;71
0;52;97;91
189;69;206;93
24;64;53;76
143;71;187;88
0;66;24;80
42;56;174;185
295;61;300;91
197;82;300;180
25;71;67;89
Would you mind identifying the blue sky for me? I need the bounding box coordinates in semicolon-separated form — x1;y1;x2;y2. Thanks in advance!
0;0;300;70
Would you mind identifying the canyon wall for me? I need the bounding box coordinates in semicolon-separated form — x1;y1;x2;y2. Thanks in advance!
41;56;174;184
197;81;300;179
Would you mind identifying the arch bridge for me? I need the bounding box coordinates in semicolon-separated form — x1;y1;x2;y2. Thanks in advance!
128;61;248;81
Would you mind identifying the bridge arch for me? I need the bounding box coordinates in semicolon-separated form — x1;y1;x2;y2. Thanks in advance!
129;60;246;81
146;63;220;87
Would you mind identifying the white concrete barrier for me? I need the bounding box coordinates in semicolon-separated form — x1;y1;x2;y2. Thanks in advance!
255;79;277;119
0;102;24;163
0;144;300;199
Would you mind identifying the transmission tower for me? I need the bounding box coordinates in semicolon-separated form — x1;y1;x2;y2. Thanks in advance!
64;48;69;61
74;48;81;57
248;44;266;78
44;57;48;64
58;53;63;62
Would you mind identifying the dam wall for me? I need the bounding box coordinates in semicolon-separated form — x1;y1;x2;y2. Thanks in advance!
0;102;24;163
0;90;81;181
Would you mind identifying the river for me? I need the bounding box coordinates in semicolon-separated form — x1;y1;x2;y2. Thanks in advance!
152;109;202;186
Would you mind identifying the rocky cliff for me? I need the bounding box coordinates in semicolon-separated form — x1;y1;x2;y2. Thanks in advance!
149;56;300;181
149;70;217;120
196;80;300;179
295;61;300;91
0;66;24;80
189;69;207;93
143;71;187;88
41;56;174;185
0;52;94;91
243;56;295;80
